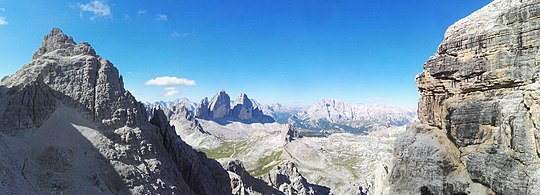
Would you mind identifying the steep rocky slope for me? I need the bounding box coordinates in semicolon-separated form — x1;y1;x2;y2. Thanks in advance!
0;28;231;194
391;0;540;194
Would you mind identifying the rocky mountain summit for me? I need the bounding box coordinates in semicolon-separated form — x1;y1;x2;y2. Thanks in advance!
195;90;275;123
391;0;540;194
289;99;416;134
0;28;232;194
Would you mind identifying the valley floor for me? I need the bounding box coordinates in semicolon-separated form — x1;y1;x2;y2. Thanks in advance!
174;119;405;194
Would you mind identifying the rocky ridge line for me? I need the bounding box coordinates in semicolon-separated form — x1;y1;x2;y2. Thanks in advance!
0;28;231;194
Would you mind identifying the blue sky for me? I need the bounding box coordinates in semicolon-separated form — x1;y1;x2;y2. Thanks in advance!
0;0;491;107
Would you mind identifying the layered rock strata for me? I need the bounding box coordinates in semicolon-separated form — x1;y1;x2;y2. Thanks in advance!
391;1;540;194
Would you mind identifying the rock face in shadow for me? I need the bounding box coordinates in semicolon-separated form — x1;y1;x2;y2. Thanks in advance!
0;28;231;194
221;159;330;195
195;90;275;123
391;1;540;194
221;159;284;195
260;161;331;195
150;109;231;194
282;123;301;143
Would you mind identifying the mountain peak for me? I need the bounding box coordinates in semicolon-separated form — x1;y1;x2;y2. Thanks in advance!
2;28;146;129
234;93;250;104
32;28;96;59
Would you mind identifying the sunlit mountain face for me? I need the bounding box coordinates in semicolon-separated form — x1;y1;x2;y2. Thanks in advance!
4;1;532;195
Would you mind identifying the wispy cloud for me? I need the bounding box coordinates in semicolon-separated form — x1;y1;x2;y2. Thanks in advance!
171;31;190;37
155;14;167;21
122;14;130;20
0;17;8;26
145;76;196;86
164;87;180;96
137;10;147;15
78;1;111;19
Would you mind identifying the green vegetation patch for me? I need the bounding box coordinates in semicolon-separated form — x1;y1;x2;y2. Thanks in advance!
333;155;360;180
203;141;249;159
248;150;284;177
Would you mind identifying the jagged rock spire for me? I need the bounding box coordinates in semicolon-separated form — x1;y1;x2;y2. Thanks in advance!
208;90;231;119
32;27;96;59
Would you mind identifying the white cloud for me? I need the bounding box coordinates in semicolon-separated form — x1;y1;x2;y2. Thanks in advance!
145;76;196;86
164;87;180;96
155;14;167;21
171;31;190;37
79;1;111;18
0;17;7;25
137;10;147;15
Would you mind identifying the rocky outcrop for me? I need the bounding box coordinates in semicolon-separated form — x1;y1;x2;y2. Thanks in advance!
221;159;284;195
150;109;230;194
147;104;209;135
209;90;231;119
195;91;231;120
195;90;275;123
221;159;330;195
391;1;540;194
232;93;253;120
2;28;147;130
195;97;211;119
232;93;275;123
0;28;231;194
282;123;301;143
260;161;331;195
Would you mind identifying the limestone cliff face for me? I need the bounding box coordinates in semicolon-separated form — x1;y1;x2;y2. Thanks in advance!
209;90;231;119
195;90;275;123
0;28;231;194
1;28;146;131
391;1;540;194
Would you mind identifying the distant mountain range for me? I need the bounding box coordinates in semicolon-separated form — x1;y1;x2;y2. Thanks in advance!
289;99;416;133
147;96;416;134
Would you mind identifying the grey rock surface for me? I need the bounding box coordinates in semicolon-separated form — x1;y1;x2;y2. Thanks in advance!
282;123;301;143
195;90;275;123
0;28;231;194
221;159;330;195
196;97;211;119
231;93;275;123
2;27;147;130
260;161;331;195
232;93;254;121
391;0;540;194
221;159;284;195
150;109;231;194
209;90;231;119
